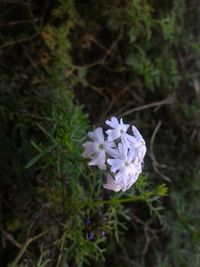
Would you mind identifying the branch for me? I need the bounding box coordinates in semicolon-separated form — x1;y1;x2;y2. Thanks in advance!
148;121;171;182
119;95;174;117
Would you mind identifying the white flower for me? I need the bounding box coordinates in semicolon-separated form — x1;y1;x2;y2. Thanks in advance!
103;168;141;192
103;174;124;192
120;163;142;190
82;119;146;192
105;117;134;146
82;127;115;170
107;142;143;191
130;125;146;162
107;142;137;178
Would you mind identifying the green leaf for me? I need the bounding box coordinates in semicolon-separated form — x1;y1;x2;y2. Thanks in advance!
31;140;43;153
36;122;53;140
25;153;43;169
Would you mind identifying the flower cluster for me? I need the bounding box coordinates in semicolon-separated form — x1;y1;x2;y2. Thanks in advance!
82;117;146;192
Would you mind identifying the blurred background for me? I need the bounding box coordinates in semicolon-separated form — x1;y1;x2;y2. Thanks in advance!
0;0;200;266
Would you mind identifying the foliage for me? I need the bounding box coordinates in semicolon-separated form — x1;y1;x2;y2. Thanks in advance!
1;0;200;267
1;71;166;266
155;163;200;267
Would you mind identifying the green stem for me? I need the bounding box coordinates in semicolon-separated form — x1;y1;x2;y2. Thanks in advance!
79;191;153;208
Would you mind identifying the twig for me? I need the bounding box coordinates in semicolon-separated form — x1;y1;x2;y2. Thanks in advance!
101;28;123;64
149;121;171;182
73;29;123;70
24;46;38;70
11;228;53;267
2;230;21;249
142;218;166;256
0;18;39;27
119;95;174;117
99;85;130;121
150;121;162;166
55;231;67;267
89;35;108;52
142;218;153;256
0;34;38;49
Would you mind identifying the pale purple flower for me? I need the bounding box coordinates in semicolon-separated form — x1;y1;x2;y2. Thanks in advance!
103;174;124;192
105;117;134;146
82;118;146;192
107;142;137;177
119;163;142;190
107;141;142;188
130;125;146;162
103;168;141;192
82;127;115;170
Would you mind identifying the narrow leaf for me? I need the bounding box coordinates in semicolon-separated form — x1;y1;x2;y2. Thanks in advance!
25;154;43;169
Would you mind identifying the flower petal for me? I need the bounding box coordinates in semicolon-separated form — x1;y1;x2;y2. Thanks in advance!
106;129;120;141
88;130;95;139
103;174;123;192
106;147;120;158
136;145;146;162
89;150;106;170
94;127;104;143
126;173;139;189
120;136;129;154
127;147;136;162
106;117;119;128
104;140;116;148
82;142;97;158
107;158;124;173
132;125;144;142
120;118;129;132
